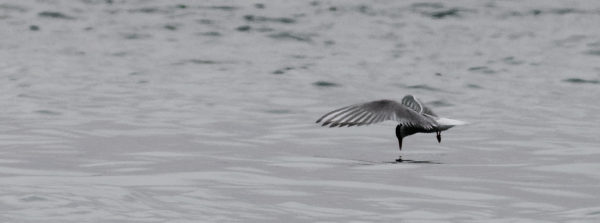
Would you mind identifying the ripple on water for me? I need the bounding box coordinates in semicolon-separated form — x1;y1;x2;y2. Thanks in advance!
562;78;599;84
122;33;152;40
199;6;238;11
188;59;219;65
38;11;74;19
502;56;525;65
312;81;339;87
277;201;374;218
532;163;600;181
411;3;467;19
272;67;294;75
264;109;292;114
244;15;296;24
406;84;440;91
0;4;28;13
198;31;221;36
268;32;313;42
466;83;483;89
428;100;453;107
236;25;251;32
558;206;600;220
163;24;178;31
468;66;496;74
584;49;600;56
35;110;61;115
267;156;353;170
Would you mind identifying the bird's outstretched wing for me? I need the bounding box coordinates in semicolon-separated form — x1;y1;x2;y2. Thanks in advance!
316;99;437;129
401;95;437;117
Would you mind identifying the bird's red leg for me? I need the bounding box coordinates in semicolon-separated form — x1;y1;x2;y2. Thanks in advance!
436;131;441;143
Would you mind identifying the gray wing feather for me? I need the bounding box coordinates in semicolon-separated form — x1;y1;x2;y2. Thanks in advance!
316;99;437;129
401;95;437;117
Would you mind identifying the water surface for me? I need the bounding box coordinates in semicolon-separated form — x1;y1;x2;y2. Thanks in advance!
1;0;599;222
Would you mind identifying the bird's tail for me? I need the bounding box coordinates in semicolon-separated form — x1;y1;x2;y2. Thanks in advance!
437;117;468;128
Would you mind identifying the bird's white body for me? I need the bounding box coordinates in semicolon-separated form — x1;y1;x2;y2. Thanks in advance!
435;117;467;131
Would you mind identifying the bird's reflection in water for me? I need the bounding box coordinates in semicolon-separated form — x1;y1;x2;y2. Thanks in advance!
394;159;442;164
352;158;442;166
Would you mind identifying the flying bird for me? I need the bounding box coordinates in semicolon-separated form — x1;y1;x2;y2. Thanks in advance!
316;95;466;162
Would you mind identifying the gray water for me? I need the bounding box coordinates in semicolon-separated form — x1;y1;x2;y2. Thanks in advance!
1;0;600;222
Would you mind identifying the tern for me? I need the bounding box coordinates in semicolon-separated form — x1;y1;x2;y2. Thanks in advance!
316;95;466;162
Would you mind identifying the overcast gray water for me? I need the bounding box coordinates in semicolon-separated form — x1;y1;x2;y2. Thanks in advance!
1;0;600;222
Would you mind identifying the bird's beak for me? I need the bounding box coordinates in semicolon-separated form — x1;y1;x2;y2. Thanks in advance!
436;131;441;143
398;137;403;150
